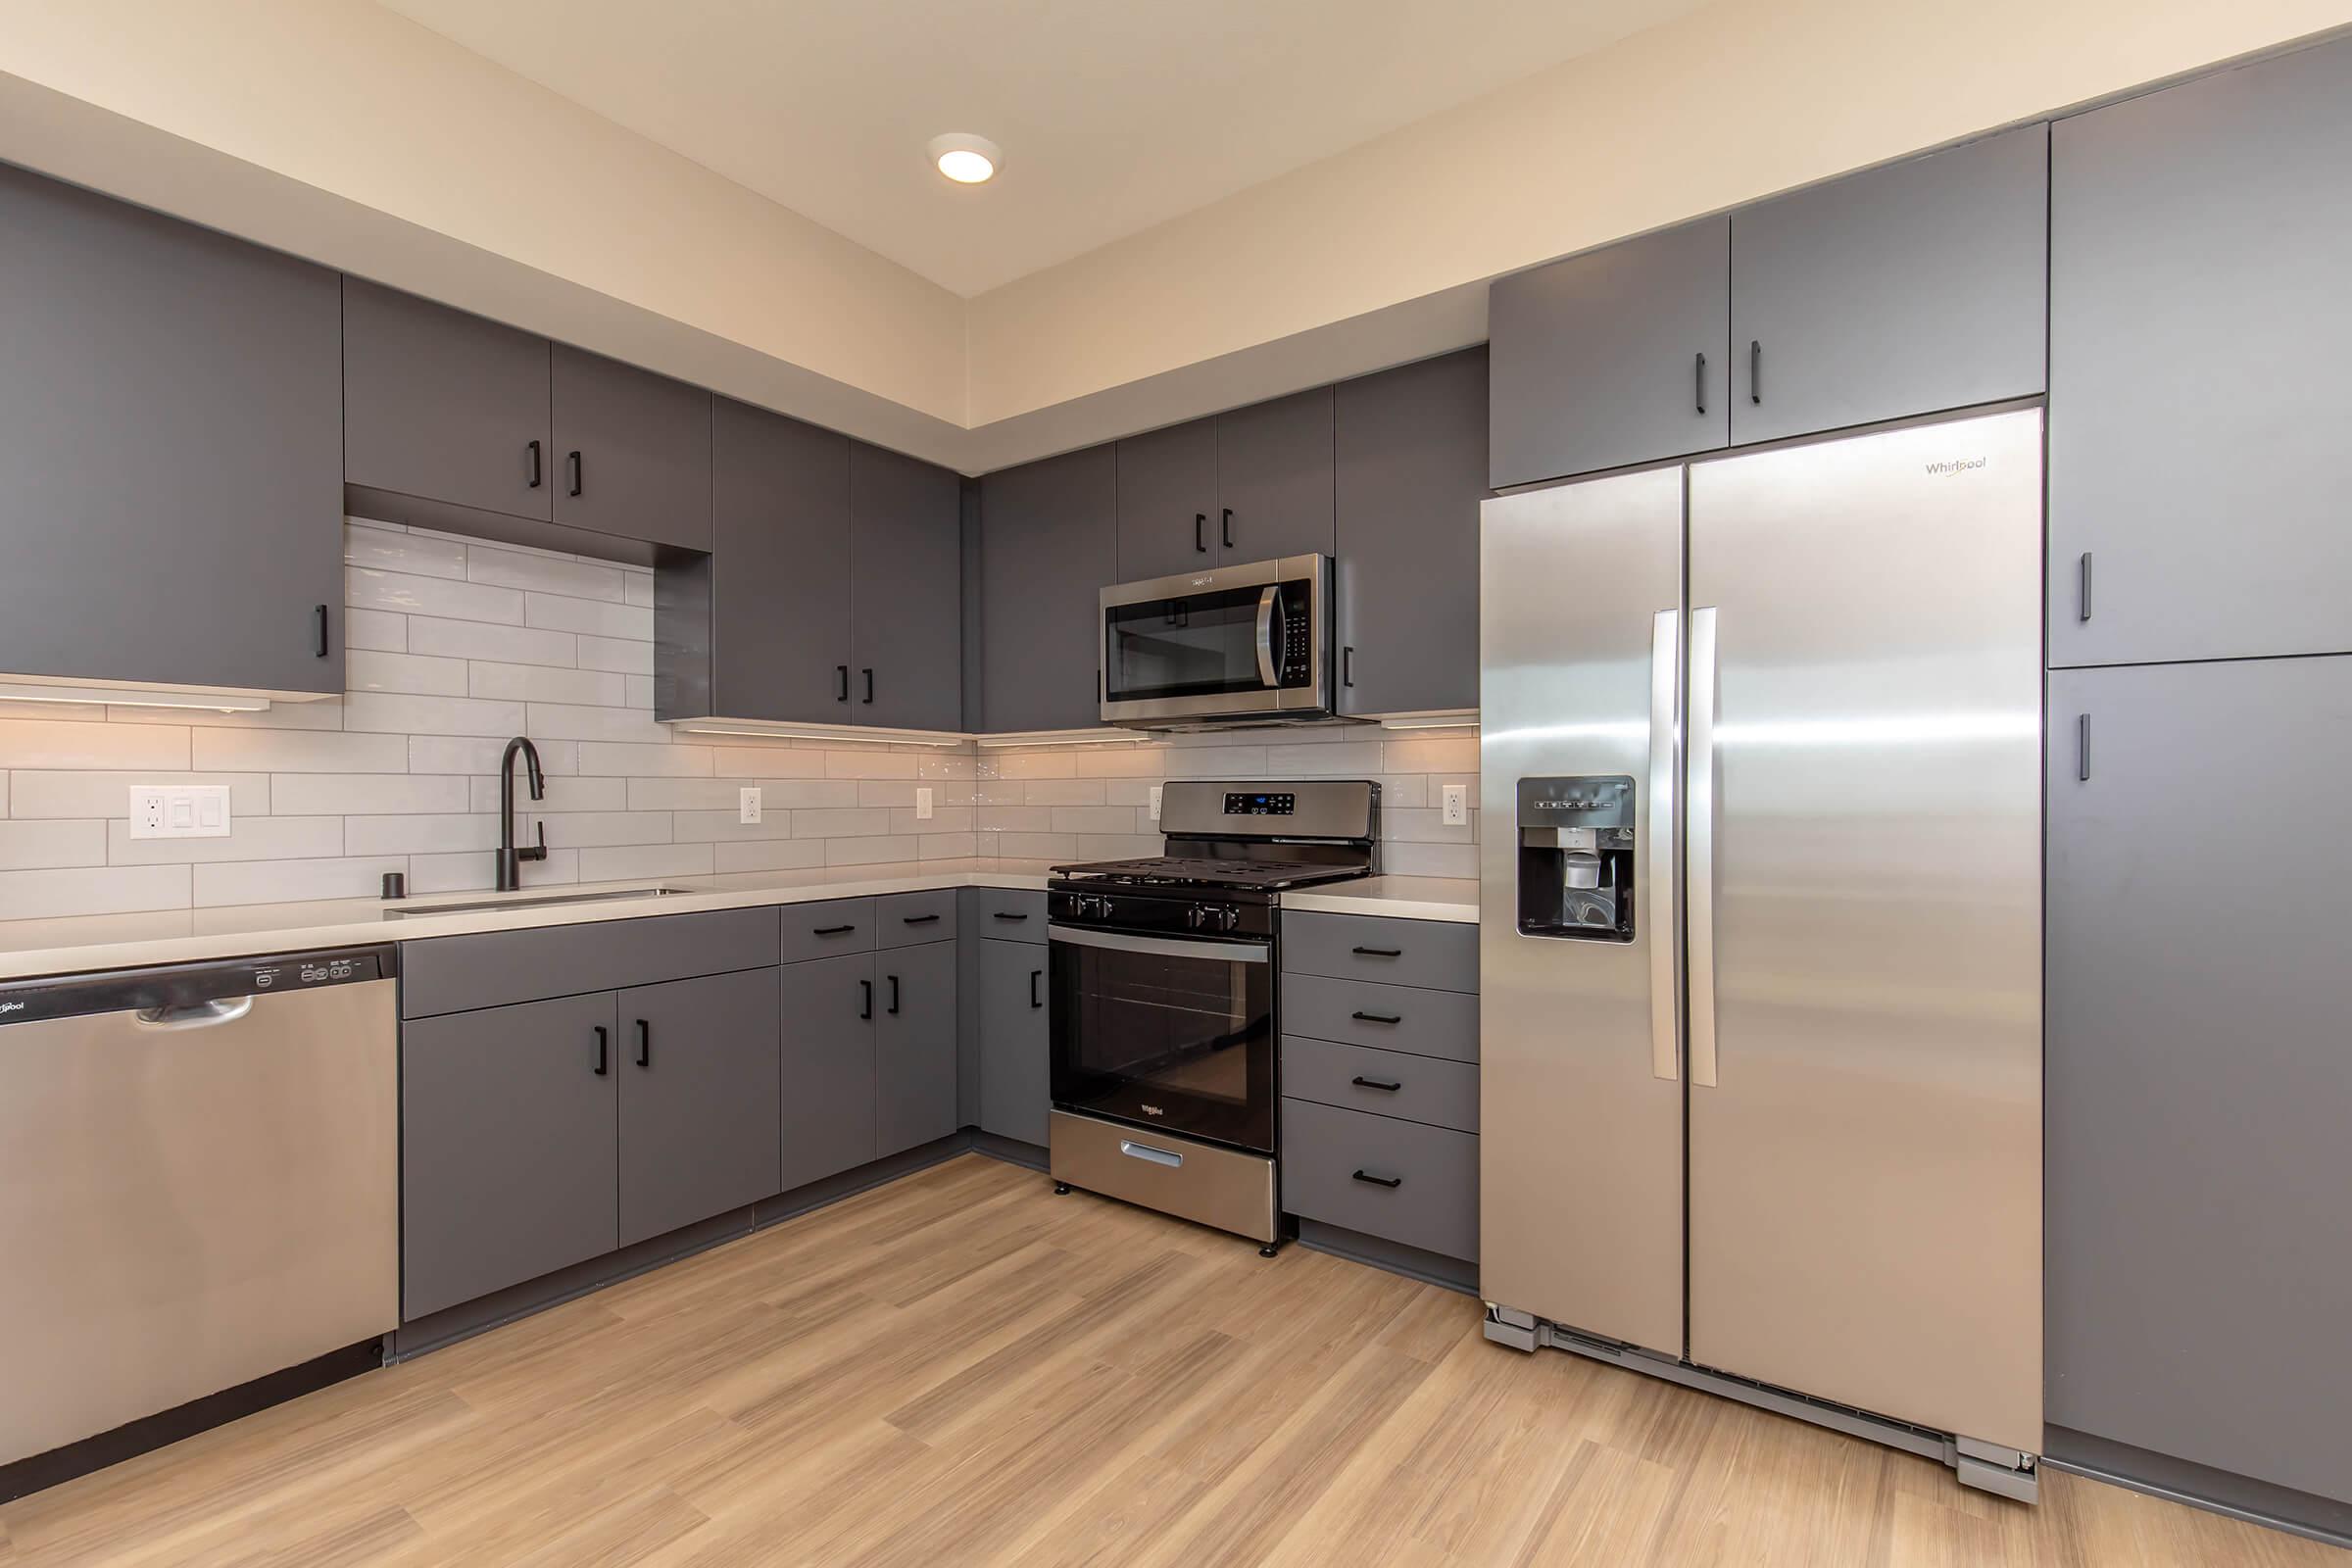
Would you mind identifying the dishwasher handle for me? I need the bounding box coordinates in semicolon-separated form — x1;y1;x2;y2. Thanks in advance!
133;996;257;1031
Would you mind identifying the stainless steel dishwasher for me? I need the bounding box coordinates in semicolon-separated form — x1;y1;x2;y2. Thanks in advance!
0;946;399;1479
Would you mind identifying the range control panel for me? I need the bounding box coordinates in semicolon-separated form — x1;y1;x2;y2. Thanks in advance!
1224;792;1297;816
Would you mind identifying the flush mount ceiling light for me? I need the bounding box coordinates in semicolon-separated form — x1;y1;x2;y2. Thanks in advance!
928;132;1002;184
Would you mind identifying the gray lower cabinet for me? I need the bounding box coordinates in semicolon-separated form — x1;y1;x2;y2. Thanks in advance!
1116;417;1220;579
1281;1098;1479;1263
0;159;343;697
1729;123;2046;445
851;443;965;731
1333;348;1488;717
1213;387;1335;564
2050;35;2352;667
2046;656;2352;1507
550;344;713;551
343;276;553;524
979;446;1118;733
876;941;958;1155
401;992;619;1321
778;951;882;1192
1488;216;1730;488
615;968;782;1248
977;938;1050;1146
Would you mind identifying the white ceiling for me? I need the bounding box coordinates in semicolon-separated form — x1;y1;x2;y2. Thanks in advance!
376;0;1708;298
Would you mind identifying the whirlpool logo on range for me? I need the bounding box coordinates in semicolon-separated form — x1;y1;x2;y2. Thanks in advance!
1924;456;1987;476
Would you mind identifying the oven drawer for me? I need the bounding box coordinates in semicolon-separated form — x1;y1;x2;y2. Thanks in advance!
1051;1109;1276;1244
1281;911;1477;993
1281;1037;1479;1134
878;889;957;947
1281;1098;1478;1262
780;898;877;963
974;888;1048;943
1282;973;1479;1062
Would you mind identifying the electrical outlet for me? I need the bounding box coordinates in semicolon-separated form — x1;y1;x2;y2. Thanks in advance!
738;786;761;824
128;784;231;840
1149;785;1163;823
1441;783;1469;826
914;786;934;821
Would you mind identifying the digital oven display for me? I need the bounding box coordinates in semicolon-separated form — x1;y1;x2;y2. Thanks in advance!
1224;792;1296;815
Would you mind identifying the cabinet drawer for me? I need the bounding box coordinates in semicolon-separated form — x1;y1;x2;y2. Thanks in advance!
1282;1037;1478;1133
973;887;1048;944
1282;974;1478;1062
1281;1098;1478;1262
780;898;877;963
403;907;777;1018
878;889;957;948
1282;911;1477;992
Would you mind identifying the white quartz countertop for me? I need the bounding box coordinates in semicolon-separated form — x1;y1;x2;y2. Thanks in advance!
1281;876;1481;924
0;860;1055;983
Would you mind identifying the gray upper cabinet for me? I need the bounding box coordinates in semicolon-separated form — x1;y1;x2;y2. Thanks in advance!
2046;656;2352;1508
401;991;618;1321
1488;216;1730;488
1333;348;1489;716
343;277;553;522
977;938;1050;1147
1213;387;1335;564
551;343;712;551
777;952;880;1193
693;399;853;723
979;446;1117;733
2050;36;2352;667
850;444;963;731
615;967;782;1248
875;941;957;1157
0;161;343;697
1116;417;1219;578
1730;124;2047;446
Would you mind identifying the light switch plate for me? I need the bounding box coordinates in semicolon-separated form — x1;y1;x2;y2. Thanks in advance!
914;786;934;821
738;786;761;824
1149;785;1163;823
128;784;232;839
1441;784;1469;826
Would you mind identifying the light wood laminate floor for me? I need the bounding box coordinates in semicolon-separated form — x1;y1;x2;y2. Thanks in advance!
1;1154;2340;1567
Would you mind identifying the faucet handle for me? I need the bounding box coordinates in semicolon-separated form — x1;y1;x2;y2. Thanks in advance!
520;820;548;863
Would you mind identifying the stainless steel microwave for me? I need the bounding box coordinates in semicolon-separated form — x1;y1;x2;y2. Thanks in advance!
1099;554;1334;728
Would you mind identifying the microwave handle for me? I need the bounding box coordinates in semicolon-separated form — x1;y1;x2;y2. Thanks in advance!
1254;585;1280;687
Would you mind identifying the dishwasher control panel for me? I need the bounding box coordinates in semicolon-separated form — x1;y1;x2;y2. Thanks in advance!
0;946;395;1025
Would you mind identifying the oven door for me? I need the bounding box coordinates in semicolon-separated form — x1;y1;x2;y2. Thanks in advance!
1049;924;1276;1152
1100;555;1329;724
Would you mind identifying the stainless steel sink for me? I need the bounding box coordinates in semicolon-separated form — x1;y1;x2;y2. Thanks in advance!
382;885;695;919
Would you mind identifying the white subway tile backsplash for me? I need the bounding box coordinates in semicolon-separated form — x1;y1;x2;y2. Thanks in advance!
575;634;654;675
346;650;469;697
194;857;407;907
343;814;500;856
346;567;524;624
406;616;576;668
0;819;107;870
0;864;190;919
272;773;470;815
522;703;672;744
825;835;921;866
343;609;410;653
0;721;190;770
539;811;675;849
196;729;410;774
6;771;270;819
408;847;580;895
344;523;466;580
411;736;580;776
711;839;825;874
577;843;712;882
1382;737;1480;774
466;546;625;602
578;741;711;777
468;775;627;814
522;594;652;640
671;810;799;843
1018;778;1107;807
1051;806;1143;835
623;571;656;609
823;751;918;780
1380;842;1479;878
711;747;827;779
344;692;528;738
469;663;629;708
108;815;343;865
791;808;892;839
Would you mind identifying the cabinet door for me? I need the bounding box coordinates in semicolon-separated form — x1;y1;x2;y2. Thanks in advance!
616;967;782;1247
1334;348;1488;716
708;398;853;721
1488;216;1729;487
978;939;1051;1147
2050;37;2352;666
1731;123;2046;446
849;443;963;731
777;953;878;1191
401;992;617;1320
980;446;1117;733
551;343;712;550
2046;657;2352;1505
1115;418;1219;578
1214;387;1334;563
344;277;553;522
875;941;957;1156
0;163;343;696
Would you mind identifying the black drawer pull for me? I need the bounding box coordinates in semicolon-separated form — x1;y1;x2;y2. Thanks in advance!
812;923;857;936
312;604;330;659
526;439;543;489
902;912;941;925
1350;1075;1402;1092
836;664;850;703
1694;350;1707;416
1749;339;1762;405
887;974;901;1015
1194;513;1207;554
567;449;583;496
1351;946;1401;957
1221;508;1235;550
862;667;875;705
1030;968;1043;1008
592;1025;609;1076
635;1018;651;1068
1351;1169;1402;1189
992;910;1030;923
858;979;872;1020
1350;1010;1402;1025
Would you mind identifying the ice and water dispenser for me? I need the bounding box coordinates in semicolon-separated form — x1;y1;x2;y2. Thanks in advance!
1515;775;1637;941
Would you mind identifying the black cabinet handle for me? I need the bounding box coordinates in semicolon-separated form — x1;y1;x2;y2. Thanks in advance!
812;923;857;936
1350;1010;1402;1025
1350;1075;1402;1092
566;449;583;496
1342;646;1354;688
1030;969;1043;1008
592;1025;609;1076
1221;508;1235;550
312;604;330;660
992;910;1029;923
1351;1169;1402;1189
526;439;543;489
1749;340;1762;405
886;974;901;1015
1694;351;1707;416
2077;713;2090;783
858;979;872;1020
862;668;875;705
2078;552;2092;623
902;913;940;926
635;1018;651;1068
1194;513;1207;554
836;664;850;703
1351;947;1401;957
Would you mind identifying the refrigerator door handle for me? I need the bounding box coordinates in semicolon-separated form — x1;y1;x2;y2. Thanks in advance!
1648;609;1681;1081
1688;605;1721;1088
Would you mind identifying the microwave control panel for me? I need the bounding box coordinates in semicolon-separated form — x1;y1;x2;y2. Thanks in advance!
1276;580;1314;686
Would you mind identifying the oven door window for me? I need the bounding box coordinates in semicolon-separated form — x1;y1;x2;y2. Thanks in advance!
1050;934;1274;1152
1103;586;1274;705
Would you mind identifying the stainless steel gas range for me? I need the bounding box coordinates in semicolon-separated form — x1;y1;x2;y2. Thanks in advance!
1046;778;1379;1252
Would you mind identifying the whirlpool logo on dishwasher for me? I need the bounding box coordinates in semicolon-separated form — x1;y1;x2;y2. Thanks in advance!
0;1001;25;1013
1924;456;1987;476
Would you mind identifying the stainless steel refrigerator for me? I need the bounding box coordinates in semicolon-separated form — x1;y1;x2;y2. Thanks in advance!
1478;408;2044;1497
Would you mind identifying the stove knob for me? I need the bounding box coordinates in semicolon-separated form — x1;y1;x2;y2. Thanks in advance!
1185;905;1204;930
1220;906;1243;932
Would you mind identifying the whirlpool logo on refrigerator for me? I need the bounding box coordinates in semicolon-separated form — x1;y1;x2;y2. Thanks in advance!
1924;456;1988;477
